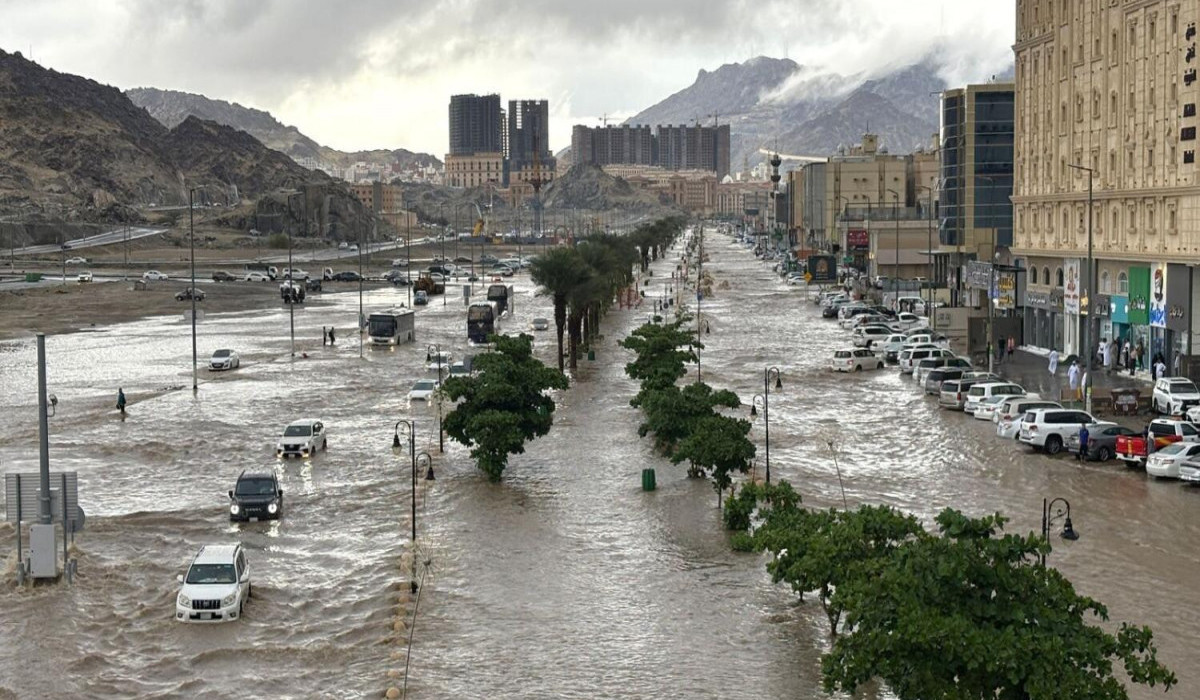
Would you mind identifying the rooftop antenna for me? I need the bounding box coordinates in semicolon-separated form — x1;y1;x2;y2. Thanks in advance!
601;113;609;127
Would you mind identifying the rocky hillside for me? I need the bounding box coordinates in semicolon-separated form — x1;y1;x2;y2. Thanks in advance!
542;164;668;212
625;55;1009;166
127;87;441;170
0;48;372;238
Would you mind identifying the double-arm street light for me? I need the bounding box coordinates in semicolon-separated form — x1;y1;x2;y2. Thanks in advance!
1067;163;1096;411
749;367;784;484
426;344;445;453
1040;496;1079;566
392;420;435;592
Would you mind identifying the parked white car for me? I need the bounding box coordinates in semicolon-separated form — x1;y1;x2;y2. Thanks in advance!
891;312;923;329
1153;377;1200;415
853;325;893;348
831;348;884;372
531;318;550;331
995;397;1060;437
964;382;1025;414
276;419;327;458
64;256;88;265
244;271;271;282
142;270;169;281
1179;459;1200;484
281;267;309;281
1018;408;1096;455
76;270;93;283
407;379;439;401
971;395;1010;421
878;334;909;362
426;350;453;372
209;349;240;371
1146;441;1200;478
175;543;251;623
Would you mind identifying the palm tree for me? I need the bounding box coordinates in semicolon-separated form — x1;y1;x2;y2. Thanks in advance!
530;247;587;372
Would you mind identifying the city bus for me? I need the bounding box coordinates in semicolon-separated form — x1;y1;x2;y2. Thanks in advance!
368;308;415;346
467;302;501;344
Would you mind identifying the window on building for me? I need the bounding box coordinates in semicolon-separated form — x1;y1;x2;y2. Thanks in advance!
1148;206;1156;232
1150;86;1156;107
1043;267;1051;285
1173;13;1179;35
1184;126;1197;141
1171;82;1178;103
1151;19;1156;41
1112;208;1119;236
1110;92;1118;124
1092;90;1100;119
1130;24;1136;46
1056;268;1064;287
1110;151;1116;174
1185;103;1197;117
1149;148;1155;167
1186;150;1196;164
1170;208;1177;230
1101;270;1111;294
1118;271;1129;294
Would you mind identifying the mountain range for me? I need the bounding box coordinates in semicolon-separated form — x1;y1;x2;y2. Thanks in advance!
126;87;441;172
0;48;371;237
625;56;1012;170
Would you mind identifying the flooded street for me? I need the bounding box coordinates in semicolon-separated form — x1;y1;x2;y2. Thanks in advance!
2;233;1199;698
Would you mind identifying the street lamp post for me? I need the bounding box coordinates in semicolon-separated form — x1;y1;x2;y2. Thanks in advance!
392;421;436;593
887;189;900;299
749;367;783;484
426;344;445;453
696;318;711;382
1040;497;1079;566
286;191;305;358
187;186;205;392
1068;164;1095;411
917;185;935;330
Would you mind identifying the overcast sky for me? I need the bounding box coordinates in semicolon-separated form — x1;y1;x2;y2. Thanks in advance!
1;0;1015;157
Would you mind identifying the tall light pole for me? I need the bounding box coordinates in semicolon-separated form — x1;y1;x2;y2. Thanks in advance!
1040;497;1079;566
426;344;445;452
976;174;1000;373
286;191;305;358
917;185;935;329
696;318;711;382
1068;164;1095;410
392;421;435;594
750;367;783;484
887;188;900;299
188;186;205;392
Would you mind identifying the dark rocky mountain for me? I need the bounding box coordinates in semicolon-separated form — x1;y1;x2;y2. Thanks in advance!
625;55;1010;167
0;48;371;237
127;87;441;170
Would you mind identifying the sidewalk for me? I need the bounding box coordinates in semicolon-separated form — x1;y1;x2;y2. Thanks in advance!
987;348;1157;406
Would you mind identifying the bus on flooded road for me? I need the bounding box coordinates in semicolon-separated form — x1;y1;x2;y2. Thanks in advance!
368;308;415;346
467;302;500;343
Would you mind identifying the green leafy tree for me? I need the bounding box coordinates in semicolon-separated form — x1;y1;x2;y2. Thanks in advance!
441;334;569;481
634;382;740;456
619;318;699;394
670;413;755;504
822;509;1177;699
752;496;923;635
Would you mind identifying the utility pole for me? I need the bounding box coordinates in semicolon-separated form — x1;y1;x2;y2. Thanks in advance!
188;188;200;392
1068;164;1095;410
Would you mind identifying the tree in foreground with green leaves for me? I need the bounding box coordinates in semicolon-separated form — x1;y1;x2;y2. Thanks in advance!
619;316;699;396
822;509;1177;699
441;334;568;481
729;481;1177;699
670;412;755;504
632;382;741;457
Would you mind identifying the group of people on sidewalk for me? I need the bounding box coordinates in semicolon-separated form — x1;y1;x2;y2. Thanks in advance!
1047;338;1169;383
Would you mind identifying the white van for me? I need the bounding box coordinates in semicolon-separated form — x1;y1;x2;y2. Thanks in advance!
964;382;1026;414
898;347;955;374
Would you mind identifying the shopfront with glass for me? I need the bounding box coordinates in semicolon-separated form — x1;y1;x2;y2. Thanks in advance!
1023;289;1064;351
1128;266;1151;368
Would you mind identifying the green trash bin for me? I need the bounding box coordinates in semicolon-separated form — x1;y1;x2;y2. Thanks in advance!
641;468;656;491
587;349;596;361
24;273;42;283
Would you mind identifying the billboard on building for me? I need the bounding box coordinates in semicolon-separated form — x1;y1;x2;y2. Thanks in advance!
847;229;869;250
1128;267;1150;326
996;272;1016;310
1167;263;1189;332
807;255;837;283
966;261;992;290
1150;262;1167;328
1063;259;1080;315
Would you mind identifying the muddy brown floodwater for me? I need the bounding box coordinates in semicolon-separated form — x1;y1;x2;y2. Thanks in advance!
1;231;1198;698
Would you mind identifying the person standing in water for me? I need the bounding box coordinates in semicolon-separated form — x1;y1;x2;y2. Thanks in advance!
116;388;127;415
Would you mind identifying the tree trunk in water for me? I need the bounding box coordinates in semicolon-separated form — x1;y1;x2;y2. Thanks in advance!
567;311;582;370
553;296;566;372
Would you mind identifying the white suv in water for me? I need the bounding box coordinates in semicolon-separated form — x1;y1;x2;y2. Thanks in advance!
175;543;251;623
275;419;327;458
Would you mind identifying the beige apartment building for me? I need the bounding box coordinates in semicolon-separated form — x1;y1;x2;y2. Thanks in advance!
1012;0;1200;370
444;152;504;188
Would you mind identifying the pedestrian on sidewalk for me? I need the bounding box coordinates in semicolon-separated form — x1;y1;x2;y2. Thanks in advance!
1155;356;1167;381
1048;348;1060;375
1077;422;1090;461
1136;339;1145;370
1100;339;1111;375
1121;339;1130;371
1007;336;1015;358
1068;360;1081;402
1097;337;1107;368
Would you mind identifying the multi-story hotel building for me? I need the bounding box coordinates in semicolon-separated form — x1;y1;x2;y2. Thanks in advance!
1013;0;1200;370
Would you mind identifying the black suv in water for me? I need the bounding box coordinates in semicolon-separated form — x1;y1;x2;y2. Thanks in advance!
228;471;283;521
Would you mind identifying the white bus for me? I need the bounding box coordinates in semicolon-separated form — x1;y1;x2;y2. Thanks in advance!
368;308;415;346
